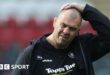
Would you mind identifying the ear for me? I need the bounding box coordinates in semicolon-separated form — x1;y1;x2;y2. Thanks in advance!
53;17;57;28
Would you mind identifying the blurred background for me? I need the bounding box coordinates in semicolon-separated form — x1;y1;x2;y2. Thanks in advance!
0;0;110;75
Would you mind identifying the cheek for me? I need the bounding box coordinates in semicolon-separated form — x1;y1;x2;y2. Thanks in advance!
59;28;64;33
71;31;78;37
55;26;63;33
54;27;62;37
74;31;79;36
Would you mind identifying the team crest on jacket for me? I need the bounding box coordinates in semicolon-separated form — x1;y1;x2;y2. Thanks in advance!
68;52;75;59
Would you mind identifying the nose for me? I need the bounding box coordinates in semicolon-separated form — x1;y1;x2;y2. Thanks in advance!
63;27;70;34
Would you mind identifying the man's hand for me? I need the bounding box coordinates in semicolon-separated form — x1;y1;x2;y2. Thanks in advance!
60;3;86;12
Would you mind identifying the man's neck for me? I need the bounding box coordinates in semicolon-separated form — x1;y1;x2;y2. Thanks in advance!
46;35;68;49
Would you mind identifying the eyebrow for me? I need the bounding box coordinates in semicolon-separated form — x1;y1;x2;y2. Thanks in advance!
62;23;76;28
62;23;78;29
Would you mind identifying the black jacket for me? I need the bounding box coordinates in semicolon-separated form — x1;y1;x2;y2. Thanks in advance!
12;4;110;75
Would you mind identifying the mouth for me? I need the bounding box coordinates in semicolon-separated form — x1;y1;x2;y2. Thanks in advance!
59;35;69;41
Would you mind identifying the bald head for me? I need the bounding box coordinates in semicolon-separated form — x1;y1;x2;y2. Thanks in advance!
58;8;82;23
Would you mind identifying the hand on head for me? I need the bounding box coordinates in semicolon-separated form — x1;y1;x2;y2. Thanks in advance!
60;3;86;13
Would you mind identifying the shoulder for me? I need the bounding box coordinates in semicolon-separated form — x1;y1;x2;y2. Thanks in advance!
15;38;42;64
78;33;96;42
15;45;34;65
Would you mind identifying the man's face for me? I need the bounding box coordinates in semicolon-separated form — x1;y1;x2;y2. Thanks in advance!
53;9;81;46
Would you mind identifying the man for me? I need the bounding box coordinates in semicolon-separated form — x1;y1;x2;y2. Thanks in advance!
12;3;110;75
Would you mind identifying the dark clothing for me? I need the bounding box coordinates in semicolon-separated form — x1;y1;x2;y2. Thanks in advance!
12;4;110;75
30;36;82;75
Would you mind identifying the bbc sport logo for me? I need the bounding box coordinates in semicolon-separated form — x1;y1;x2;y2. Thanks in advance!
0;64;3;70
0;64;29;70
4;64;10;70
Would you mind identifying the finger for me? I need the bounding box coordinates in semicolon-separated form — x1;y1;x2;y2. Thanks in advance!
61;5;75;11
60;3;71;10
61;3;78;11
63;5;74;9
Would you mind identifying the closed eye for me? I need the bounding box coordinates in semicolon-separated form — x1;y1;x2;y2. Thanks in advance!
61;23;67;28
69;27;77;31
61;23;78;31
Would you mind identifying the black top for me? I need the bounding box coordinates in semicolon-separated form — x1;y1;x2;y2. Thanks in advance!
33;36;81;75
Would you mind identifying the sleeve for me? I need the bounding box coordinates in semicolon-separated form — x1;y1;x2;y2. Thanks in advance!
11;46;32;75
82;4;110;61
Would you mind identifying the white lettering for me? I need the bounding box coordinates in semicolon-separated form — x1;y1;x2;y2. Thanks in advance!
11;65;29;69
45;63;76;74
46;68;53;73
65;63;75;70
46;68;65;73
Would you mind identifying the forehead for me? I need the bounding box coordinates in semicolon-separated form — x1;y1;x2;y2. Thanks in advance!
59;9;81;20
57;9;81;27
